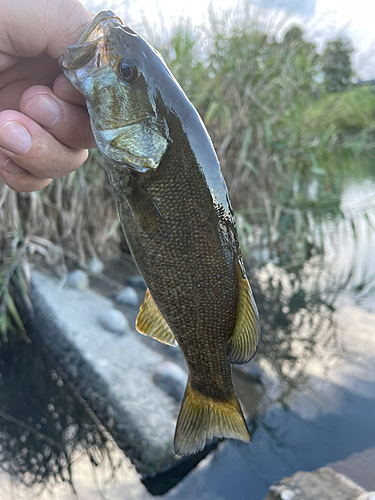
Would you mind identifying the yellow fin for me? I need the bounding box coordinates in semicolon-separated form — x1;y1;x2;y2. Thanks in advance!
136;289;177;346
174;378;250;456
227;272;260;365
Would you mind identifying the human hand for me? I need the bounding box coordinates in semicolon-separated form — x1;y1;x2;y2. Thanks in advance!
0;0;96;192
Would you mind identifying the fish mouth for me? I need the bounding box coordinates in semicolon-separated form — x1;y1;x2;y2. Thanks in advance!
59;10;123;71
77;10;123;45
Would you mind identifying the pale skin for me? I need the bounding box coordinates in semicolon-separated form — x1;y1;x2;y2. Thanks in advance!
0;0;95;192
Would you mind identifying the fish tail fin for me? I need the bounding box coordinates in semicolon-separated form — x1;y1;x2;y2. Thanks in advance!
174;379;250;456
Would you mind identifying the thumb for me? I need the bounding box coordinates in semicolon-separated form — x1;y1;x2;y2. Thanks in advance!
0;0;93;59
45;0;93;59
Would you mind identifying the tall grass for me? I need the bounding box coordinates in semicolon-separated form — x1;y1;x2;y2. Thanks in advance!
0;152;122;339
1;9;375;338
158;13;375;267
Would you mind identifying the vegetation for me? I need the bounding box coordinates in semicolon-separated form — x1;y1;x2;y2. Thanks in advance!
1;9;375;339
160;14;374;255
0;151;121;340
301;86;375;135
321;37;354;93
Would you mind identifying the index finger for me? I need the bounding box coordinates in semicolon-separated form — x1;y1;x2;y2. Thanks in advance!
20;85;96;150
0;110;88;179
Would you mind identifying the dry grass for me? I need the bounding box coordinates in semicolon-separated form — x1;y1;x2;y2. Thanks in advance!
1;151;121;265
0;152;122;338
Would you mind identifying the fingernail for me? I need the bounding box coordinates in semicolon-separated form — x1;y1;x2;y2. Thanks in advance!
3;159;26;176
24;95;60;129
0;122;32;155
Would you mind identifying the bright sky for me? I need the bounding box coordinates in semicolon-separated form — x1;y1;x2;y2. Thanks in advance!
313;0;375;78
83;0;375;79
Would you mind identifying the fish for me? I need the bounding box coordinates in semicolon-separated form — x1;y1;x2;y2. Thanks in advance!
59;10;260;456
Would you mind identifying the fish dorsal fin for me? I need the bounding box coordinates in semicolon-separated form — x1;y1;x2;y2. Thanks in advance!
227;270;260;365
136;289;177;346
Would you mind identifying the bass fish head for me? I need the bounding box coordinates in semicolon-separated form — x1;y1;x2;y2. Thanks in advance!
59;10;172;172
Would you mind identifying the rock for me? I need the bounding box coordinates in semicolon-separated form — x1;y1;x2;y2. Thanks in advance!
279;490;296;500
115;286;139;307
98;309;130;336
87;258;104;274
329;446;375;492
67;270;89;291
264;467;367;500
29;270;182;478
127;275;147;292
357;494;375;500
152;361;187;402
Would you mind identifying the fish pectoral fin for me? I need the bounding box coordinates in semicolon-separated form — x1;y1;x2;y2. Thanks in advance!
124;172;170;240
227;270;261;365
174;378;250;456
136;289;177;346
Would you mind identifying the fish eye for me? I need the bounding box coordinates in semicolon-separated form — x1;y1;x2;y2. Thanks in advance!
118;58;139;83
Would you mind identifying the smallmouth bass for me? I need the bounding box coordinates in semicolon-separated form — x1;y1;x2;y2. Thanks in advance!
60;10;260;456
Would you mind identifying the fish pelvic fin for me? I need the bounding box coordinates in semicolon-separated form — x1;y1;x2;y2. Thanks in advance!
136;289;177;346
174;379;250;456
227;270;261;365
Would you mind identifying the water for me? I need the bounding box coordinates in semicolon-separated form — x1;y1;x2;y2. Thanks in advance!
1;176;375;499
325;177;375;312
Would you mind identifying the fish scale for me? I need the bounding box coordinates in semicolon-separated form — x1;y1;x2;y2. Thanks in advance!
60;9;260;456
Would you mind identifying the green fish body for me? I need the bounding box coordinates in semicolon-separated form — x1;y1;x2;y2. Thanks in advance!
60;11;260;456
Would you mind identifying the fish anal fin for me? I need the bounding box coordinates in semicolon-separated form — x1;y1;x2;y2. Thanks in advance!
174;378;250;456
227;270;260;365
136;289;177;347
